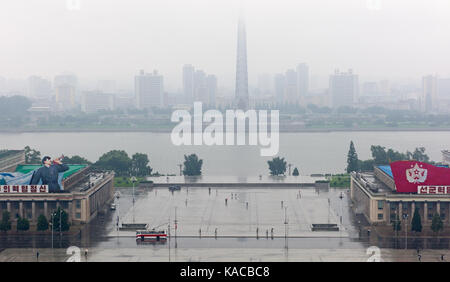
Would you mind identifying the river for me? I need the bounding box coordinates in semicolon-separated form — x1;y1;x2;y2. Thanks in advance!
0;131;448;175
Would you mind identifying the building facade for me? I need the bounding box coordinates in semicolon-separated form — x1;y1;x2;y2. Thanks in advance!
350;163;450;228
0;152;115;228
135;69;164;109
81;91;115;113
329;69;359;108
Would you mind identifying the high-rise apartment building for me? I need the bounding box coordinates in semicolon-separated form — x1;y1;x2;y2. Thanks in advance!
183;64;195;104
274;74;285;104
422;75;437;112
28;76;52;98
329;69;359;108
135;70;164;109
81;91;115;113
285;69;298;103
297;63;309;97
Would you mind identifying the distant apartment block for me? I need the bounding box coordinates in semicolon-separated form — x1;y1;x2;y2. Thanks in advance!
55;84;76;110
274;73;285;104
329;69;359;108
422;75;438;112
81;91;115;113
183;64;195;104
297;63;309;97
27;76;52;98
183;65;217;107
135;70;164;109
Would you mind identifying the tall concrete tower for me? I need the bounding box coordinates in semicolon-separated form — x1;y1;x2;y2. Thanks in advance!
235;14;249;109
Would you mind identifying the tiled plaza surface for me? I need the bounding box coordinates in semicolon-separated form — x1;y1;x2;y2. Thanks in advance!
113;187;353;238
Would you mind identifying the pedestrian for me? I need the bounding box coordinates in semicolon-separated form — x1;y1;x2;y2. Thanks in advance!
225;198;228;205
85;248;88;261
418;254;421;262
36;251;39;262
441;254;445;261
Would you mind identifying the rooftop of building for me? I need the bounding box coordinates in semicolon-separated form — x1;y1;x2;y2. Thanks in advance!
4;164;113;195
69;171;113;193
353;171;392;194
0;150;24;159
15;164;88;180
353;164;450;198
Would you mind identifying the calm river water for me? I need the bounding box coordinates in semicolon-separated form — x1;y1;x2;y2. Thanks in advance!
0;131;448;175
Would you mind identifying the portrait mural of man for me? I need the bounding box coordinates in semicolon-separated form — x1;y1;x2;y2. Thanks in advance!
30;155;69;193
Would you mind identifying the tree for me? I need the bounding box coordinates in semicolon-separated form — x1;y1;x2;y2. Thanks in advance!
411;208;422;233
36;214;49;231
0;95;32;116
183;154;203;176
371;145;388;165
292;167;299;176
431;213;444;235
358;159;375;172
94;150;132;176
346;141;359;173
51;207;70;232
63;155;92;165
0;211;12;232
407;147;430;163
268;157;287;176
131;153;153;177
16;216;30;231
24;146;41;164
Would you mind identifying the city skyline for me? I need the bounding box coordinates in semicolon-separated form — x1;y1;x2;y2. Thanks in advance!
1;0;450;90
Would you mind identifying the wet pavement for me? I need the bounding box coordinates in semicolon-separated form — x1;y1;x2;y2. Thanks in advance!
114;187;355;238
1;186;449;262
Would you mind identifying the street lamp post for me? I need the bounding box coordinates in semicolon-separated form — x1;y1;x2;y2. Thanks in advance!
131;176;137;223
178;164;183;176
51;211;55;249
59;208;62;238
403;213;408;250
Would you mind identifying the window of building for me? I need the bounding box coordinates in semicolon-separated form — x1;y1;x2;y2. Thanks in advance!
378;214;383;220
75;212;81;219
76;200;81;209
377;201;384;210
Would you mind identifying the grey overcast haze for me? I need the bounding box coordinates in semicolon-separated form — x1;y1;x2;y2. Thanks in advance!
1;0;450;91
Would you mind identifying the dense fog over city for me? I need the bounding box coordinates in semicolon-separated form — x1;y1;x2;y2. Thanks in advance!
1;0;450;91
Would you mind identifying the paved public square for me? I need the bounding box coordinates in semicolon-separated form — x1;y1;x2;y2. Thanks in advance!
112;186;353;238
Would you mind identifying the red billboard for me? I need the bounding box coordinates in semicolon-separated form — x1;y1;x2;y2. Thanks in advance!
390;161;450;193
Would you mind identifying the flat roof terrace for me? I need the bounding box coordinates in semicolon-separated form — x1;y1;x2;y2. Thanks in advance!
15;164;88;179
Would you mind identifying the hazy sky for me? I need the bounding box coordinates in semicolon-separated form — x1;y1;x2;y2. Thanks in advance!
1;0;450;90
